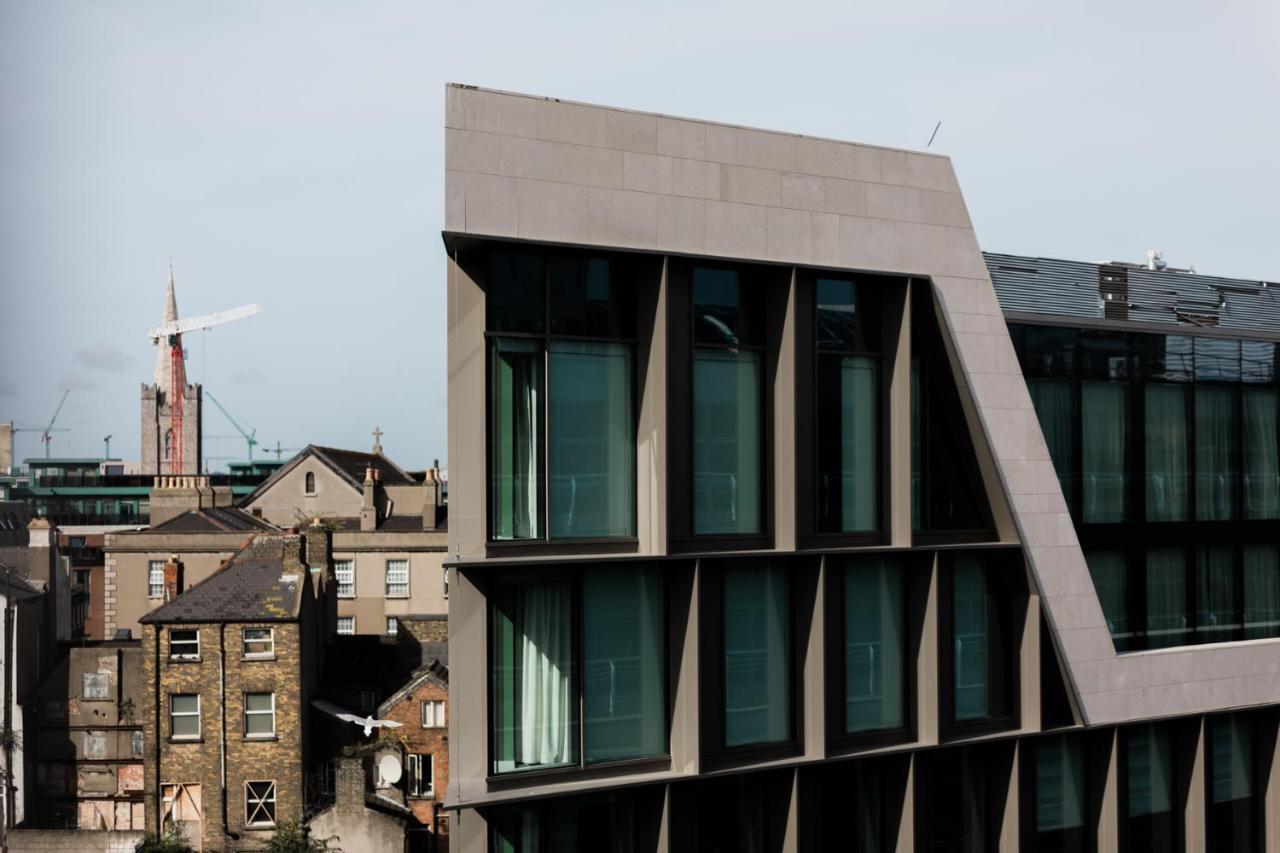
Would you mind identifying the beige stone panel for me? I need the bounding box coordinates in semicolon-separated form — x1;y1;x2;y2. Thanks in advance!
735;127;797;171
821;177;868;216
810;212;840;267
656;117;706;160
850;145;882;182
464;88;537;137
982;406;1051;462
498;134;556;180
866;183;924;223
445;170;465;232
781;173;823;210
704;122;738;163
944;226;996;279
1002;460;1064;496
969;372;1036;412
795;136;854;179
1045;594;1109;631
931;275;1006;317
720;164;782;206
891;221;950;276
766;207;812;263
1028;547;1099;598
1012;491;1071;516
514;179;591;243
1018;511;1080;548
837;215;896;272
1056;627;1118;663
605;109;658;153
446;255;487;557
588;187;659;249
657;195;706;254
461;172;518;237
671;158;720;200
553;142;624;188
534;98;608;147
445;84;465;129
880;149;907;185
918;189;972;228
905;152;962;193
623;152;674;194
703;200;767;259
445;128;502;174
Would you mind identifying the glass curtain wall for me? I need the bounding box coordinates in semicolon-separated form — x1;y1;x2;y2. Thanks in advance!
1243;387;1279;518
692;267;764;536
723;563;791;747
1207;715;1259;853
1123;724;1179;853
1082;381;1128;523
1031;735;1087;853
1086;551;1133;651
815;277;881;534
1195;386;1237;521
842;556;905;734
1028;380;1075;510
946;553;1014;729
1145;549;1190;649
1195;547;1240;644
487;248;636;542
1243;546;1280;639
490;566;666;775
1145;384;1189;521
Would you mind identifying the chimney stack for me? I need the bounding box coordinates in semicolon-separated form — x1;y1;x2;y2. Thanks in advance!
162;556;184;601
360;465;377;532
422;459;442;531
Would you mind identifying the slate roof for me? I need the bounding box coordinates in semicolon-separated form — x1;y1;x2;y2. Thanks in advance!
0;555;40;599
147;506;279;534
327;513;447;534
240;444;417;506
0;546;29;578
140;534;308;624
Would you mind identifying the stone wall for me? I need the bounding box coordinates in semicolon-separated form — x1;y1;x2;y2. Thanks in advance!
308;758;408;853
8;829;144;853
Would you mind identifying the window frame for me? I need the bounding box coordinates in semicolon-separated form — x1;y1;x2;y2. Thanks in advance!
243;692;276;740
147;561;165;599
244;780;277;828
1203;712;1266;852
82;671;110;701
1117;722;1184;853
336;616;355;635
407;753;434;798
168;693;201;742
241;627;275;660
303;470;316;496
385;617;399;636
168;628;200;662
334;559;355;598
485;563;672;779
482;244;643;550
1018;732;1095;852
385;559;410;599
420;699;445;728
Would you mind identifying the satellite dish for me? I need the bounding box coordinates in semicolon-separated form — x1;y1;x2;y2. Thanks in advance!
378;753;402;786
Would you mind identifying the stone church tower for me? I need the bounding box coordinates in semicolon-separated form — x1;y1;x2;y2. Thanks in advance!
141;271;202;475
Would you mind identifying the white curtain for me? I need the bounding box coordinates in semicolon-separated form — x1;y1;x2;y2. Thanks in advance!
1195;386;1236;521
1127;724;1173;816
1082;382;1127;523
1145;549;1188;649
518;581;573;768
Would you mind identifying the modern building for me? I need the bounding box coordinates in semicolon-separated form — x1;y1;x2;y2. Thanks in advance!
442;85;1280;852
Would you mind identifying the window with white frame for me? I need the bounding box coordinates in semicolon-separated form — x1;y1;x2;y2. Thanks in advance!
244;693;275;738
169;694;200;740
334;559;355;598
420;699;445;728
407;753;434;798
82;672;110;700
386;617;399;635
168;629;200;661
242;628;274;659
245;780;276;827
148;561;165;598
336;616;355;635
385;560;409;598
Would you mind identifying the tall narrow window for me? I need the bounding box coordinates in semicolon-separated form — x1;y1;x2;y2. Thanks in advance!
1086;551;1134;652
148;561;164;598
1242;387;1279;519
487;249;637;542
1145;549;1189;649
582;567;665;762
244;693;275;738
1196;547;1240;644
1145;384;1189;521
169;694;200;740
1195;385;1238;521
491;579;576;773
334;559;355;598
842;556;905;734
1082;381;1128;523
304;471;316;495
1031;735;1087;852
944;553;1016;730
1243;546;1280;640
385;559;409;598
1207;715;1259;853
953;558;990;721
723;563;790;747
1029;379;1075;510
1123;724;1179;853
815;277;880;534
693;267;763;536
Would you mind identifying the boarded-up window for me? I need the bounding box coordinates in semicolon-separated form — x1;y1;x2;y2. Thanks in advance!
82;672;110;700
83;731;108;759
162;783;203;849
131;730;145;758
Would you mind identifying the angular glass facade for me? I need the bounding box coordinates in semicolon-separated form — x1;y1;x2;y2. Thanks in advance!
722;563;791;747
841;556;906;734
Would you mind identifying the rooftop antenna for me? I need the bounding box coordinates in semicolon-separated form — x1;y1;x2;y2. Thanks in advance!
926;121;942;148
103;434;112;459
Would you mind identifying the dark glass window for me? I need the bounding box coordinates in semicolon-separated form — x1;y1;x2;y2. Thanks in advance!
486;247;638;542
1241;340;1276;385
915;744;1010;853
1026;734;1089;853
1242;387;1279;519
1029;379;1075;510
1194;386;1237;521
814;757;908;853
1206;714;1260;853
941;552;1018;731
1022;326;1078;377
693;267;764;536
1144;384;1189;522
1134;333;1193;382
1086;551;1136;652
489;565;666;775
1081;380;1128;523
722;563;791;747
675;770;790;853
1078;330;1131;379
840;555;907;735
1243;546;1280;639
816;276;881;534
1145;548;1190;649
1195;546;1240;644
1194;337;1241;383
490;786;664;853
1122;724;1180;853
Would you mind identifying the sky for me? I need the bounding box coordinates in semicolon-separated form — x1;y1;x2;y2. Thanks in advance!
1;0;1277;470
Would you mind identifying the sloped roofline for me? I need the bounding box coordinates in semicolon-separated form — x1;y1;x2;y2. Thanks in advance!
376;661;449;718
240;444;416;507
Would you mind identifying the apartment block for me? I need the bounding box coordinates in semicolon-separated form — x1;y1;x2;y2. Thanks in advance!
442;85;1280;852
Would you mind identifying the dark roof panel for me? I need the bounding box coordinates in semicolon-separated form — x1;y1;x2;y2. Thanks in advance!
147;506;279;534
140;535;307;624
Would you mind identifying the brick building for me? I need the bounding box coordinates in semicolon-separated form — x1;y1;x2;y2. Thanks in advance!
377;660;449;848
138;531;329;851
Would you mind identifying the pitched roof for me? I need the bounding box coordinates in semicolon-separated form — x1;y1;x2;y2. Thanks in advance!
146;506;279;534
377;661;449;717
240;444;417;506
0;555;40;599
140;534;308;624
0;546;29;578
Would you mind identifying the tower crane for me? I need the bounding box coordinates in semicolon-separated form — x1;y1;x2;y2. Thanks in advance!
205;391;258;461
13;389;72;458
268;441;302;460
147;271;261;475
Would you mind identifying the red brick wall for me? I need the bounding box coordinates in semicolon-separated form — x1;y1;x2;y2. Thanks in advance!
382;676;449;839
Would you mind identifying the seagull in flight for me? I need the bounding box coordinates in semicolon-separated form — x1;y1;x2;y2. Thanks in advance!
312;699;404;737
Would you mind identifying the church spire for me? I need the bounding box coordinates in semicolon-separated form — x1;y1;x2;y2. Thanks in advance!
153;263;181;389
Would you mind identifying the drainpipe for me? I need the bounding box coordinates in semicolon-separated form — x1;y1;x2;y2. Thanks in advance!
220;624;233;842
3;587;13;853
152;627;162;835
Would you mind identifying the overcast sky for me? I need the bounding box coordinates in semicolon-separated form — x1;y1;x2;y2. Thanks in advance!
1;0;1276;469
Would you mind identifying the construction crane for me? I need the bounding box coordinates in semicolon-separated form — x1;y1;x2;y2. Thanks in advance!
147;271;261;475
103;434;112;459
13;389;72;458
205;391;258;461
268;441;302;460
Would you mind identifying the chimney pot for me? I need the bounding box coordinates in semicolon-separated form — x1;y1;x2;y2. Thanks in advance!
162;557;184;601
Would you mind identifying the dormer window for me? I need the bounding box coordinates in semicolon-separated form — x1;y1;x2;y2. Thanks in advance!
304;471;316;496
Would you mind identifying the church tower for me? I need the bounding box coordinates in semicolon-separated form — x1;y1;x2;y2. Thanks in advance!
141;269;202;475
